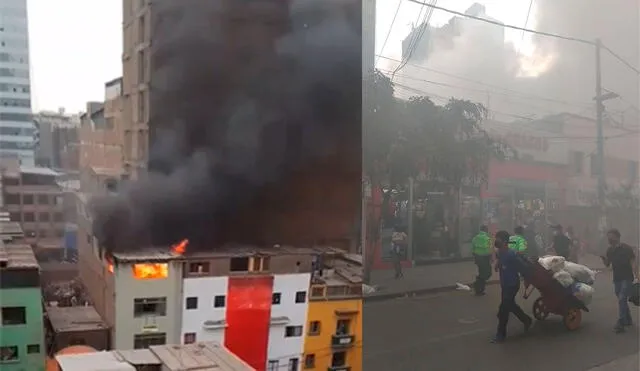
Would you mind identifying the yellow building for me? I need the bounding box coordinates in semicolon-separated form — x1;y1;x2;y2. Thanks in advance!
302;259;362;371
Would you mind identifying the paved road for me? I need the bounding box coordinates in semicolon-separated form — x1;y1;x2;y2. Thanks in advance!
364;270;639;371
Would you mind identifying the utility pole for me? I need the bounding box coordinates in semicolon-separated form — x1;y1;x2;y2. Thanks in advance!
594;38;607;233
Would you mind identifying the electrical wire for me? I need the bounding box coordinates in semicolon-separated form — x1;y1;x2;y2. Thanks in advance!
375;0;403;67
404;0;592;45
392;0;437;78
376;55;592;109
515;0;535;57
404;0;640;74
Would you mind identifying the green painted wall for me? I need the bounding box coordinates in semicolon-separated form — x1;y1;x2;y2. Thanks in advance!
0;287;45;371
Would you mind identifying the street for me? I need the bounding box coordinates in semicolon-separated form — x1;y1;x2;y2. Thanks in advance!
363;270;639;371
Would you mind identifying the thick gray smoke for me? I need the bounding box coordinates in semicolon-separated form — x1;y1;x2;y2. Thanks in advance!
92;0;361;253
400;0;638;122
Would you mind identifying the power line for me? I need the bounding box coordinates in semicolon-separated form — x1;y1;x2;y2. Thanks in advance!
601;44;640;75
391;0;432;78
405;0;640;75
515;0;535;57
404;0;593;45
376;55;592;109
375;0;403;66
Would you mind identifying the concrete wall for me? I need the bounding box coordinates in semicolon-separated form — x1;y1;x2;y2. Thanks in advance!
180;275;228;344
0;287;45;371
267;273;310;368
112;260;183;349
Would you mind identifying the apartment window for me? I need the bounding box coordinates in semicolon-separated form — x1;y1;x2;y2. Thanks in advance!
272;292;281;305
268;360;279;371
327;286;348;297
26;344;40;354
9;212;19;222
0;346;18;362
308;321;321;336
304;354;316;369
134;333;166;349
138;15;146;44
38;212;50;222
288;358;299;371
331;351;347;367
310;286;325;298
628;160;638;181
185;297;198;310
53;213;63;222
23;212;34;222
570;151;584;175
138;91;147;124
188;262;210;274
251;256;270;272
133;297;167;317
229;257;249;272
1;307;26;325
183;333;196;344
37;194;49;205
590;155;600;177
4;194;19;204
284;326;303;338
336;319;350;335
213;295;226;308
22;194;34;204
295;291;306;303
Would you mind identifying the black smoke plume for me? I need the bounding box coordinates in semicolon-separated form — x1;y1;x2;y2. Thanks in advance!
91;0;362;253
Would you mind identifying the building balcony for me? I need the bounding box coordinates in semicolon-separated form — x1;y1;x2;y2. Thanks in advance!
331;334;355;349
328;366;351;371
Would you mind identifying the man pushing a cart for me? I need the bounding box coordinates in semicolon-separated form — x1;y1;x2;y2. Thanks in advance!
492;230;533;343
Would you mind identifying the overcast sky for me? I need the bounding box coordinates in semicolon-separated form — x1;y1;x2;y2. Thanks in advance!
27;0;530;113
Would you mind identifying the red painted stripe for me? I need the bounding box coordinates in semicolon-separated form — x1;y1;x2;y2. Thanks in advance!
224;276;273;371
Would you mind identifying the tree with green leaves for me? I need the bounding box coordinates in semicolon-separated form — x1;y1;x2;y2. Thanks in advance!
362;70;510;280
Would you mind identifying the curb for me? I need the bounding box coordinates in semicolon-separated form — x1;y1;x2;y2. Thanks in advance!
364;279;501;303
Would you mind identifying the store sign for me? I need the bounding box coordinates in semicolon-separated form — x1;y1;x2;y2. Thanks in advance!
498;131;550;152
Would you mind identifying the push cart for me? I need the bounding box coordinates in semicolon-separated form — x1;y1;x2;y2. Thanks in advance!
521;260;589;331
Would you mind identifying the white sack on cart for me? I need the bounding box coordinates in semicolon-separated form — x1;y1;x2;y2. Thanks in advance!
564;262;596;285
553;270;575;287
573;282;594;306
539;255;566;273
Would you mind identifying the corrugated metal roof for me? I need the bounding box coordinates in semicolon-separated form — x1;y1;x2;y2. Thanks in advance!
112;245;344;263
19;166;60;177
149;342;254;371
0;242;39;269
56;351;136;371
46;306;108;333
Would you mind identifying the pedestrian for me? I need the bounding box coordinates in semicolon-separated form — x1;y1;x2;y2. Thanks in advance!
471;225;492;296
509;226;528;255
549;224;571;260
523;222;540;260
565;226;580;263
492;230;533;343
391;225;407;279
600;228;638;333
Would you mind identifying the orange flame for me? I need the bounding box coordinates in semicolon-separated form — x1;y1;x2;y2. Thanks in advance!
107;264;114;273
133;263;169;279
172;239;189;255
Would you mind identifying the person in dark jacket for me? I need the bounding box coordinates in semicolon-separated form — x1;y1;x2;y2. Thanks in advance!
492;230;533;343
523;222;540;259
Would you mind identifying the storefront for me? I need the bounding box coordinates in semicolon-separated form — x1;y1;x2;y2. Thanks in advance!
483;160;567;233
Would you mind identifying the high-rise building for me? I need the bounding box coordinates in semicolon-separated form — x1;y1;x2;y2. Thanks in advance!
0;0;35;166
362;0;376;74
33;109;81;171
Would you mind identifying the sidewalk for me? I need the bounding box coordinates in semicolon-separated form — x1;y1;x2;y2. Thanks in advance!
365;254;607;302
587;354;639;371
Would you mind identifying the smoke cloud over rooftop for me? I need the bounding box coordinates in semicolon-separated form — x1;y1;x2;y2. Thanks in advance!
91;0;362;253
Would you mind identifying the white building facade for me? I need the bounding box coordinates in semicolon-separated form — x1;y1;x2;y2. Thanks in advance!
0;0;35;166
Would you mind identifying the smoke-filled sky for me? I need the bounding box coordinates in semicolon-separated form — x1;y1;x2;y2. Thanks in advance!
93;0;362;252
376;0;639;126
